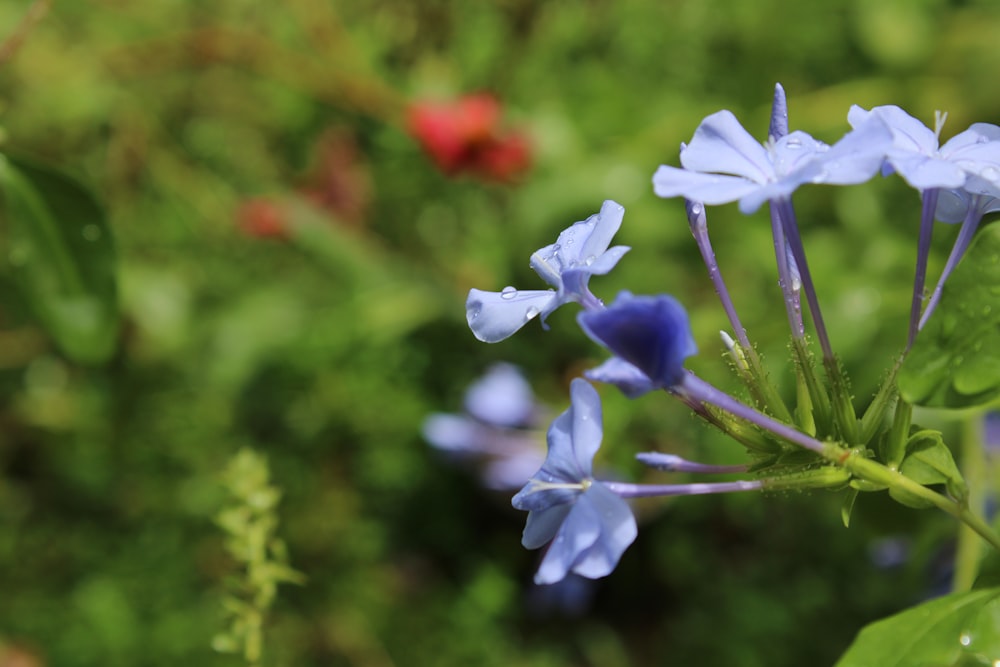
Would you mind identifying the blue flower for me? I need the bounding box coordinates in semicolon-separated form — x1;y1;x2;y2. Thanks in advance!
467;200;630;343
422;364;545;490
577;291;698;389
583;356;657;398
653;104;890;213
847;105;1000;190
512;379;637;584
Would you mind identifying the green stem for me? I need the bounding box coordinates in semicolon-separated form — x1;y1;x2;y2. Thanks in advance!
953;415;987;592
835;447;1000;553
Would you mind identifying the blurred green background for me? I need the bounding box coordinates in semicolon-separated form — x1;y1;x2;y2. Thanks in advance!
0;0;997;665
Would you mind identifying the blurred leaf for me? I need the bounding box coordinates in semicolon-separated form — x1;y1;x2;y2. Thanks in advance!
0;154;118;363
834;587;1000;667
900;224;1000;408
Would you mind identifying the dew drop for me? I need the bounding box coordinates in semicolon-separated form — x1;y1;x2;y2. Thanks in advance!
501;286;518;300
690;203;703;215
585;255;596;266
468;305;481;321
786;138;802;150
81;224;101;241
525;306;540;320
959;632;972;647
812;170;829;184
982;167;999;182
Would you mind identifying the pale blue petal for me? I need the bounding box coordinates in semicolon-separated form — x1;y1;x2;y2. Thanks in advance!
529;243;563;287
935;189;969;224
889;155;966;190
680;110;772;183
816;119;894;184
769;131;829;177
868;105;939;154
534;500;601;584
567;378;602;476
568;484;637;579
422;414;480;451
968;123;1000;142
652;165;760;205
578;200;625;262
737;179;810;214
538;406;581;482
466;288;559;343
587;245;631;275
521;503;572;550
464;363;535;427
584;357;656;398
483;454;544;491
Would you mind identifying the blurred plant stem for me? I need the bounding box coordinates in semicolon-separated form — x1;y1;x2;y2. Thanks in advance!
0;0;50;67
953;416;988;592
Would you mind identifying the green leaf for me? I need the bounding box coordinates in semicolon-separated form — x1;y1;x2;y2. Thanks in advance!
900;224;1000;408
835;587;1000;667
899;429;968;503
0;155;118;363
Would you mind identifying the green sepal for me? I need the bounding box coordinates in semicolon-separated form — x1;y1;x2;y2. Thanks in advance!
841;487;860;528
900;223;1000;408
791;337;832;435
834;587;1000;667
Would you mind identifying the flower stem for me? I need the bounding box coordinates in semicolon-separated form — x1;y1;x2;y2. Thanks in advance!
907;188;939;349
774;198;833;360
604;479;764;498
953;415;988;592
919;203;981;331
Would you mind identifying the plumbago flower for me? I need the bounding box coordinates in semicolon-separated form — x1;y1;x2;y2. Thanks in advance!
848;105;1000;343
422;363;545;490
512;378;637;584
652;100;891;214
466;200;630;343
847;105;1000;190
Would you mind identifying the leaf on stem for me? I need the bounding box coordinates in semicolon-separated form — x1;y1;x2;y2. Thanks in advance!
835;587;1000;667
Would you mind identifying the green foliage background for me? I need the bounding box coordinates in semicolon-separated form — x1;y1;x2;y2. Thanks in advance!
0;0;998;665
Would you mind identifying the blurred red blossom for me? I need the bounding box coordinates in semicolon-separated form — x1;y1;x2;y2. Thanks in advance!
407;94;532;182
236;197;289;239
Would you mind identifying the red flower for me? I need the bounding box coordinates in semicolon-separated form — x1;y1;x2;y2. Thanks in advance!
407;94;532;182
236;198;289;239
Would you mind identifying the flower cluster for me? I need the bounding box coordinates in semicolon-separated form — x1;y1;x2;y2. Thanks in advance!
461;84;1000;585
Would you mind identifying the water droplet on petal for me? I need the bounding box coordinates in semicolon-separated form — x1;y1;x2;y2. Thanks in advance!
812;170;829;184
786;138;802;150
585;255;596;266
501;286;518;300
468;305;481;321
690;203;702;215
525;306;540;320
982;167;1000;181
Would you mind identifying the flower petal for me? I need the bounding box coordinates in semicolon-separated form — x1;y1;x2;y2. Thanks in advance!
680;110;773;183
534;500;601;584
586;245;631;276
520;503;572;550
577;200;626;263
466;288;558;343
584;357;656;398
652;165;761;205
578;292;698;388
567;484;637;579
567;378;602;475
464;363;536;427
